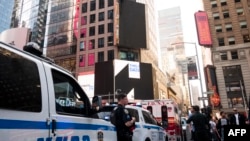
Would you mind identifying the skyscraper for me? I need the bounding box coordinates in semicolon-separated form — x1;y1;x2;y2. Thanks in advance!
0;0;15;33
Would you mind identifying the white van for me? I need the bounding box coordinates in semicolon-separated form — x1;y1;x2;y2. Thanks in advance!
97;104;166;141
0;42;117;141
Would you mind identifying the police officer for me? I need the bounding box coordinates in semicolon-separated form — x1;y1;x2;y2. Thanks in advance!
187;105;210;141
114;94;136;141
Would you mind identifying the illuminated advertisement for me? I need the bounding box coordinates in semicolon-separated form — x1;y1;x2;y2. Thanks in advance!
187;56;198;80
194;11;212;46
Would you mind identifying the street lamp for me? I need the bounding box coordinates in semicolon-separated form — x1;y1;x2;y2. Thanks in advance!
171;42;206;108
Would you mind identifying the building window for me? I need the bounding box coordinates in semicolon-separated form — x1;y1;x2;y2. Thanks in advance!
231;50;238;59
82;3;87;13
99;12;104;21
243;35;250;42
211;0;217;8
228;37;235;45
90;0;96;11
215;25;222;32
108;0;114;6
223;11;230;18
99;0;105;9
220;0;227;6
88;53;95;66
98;52;104;62
220;52;228;60
79;55;85;67
236;8;244;15
213;13;220;20
98;38;104;48
119;51;138;61
235;0;241;3
222;65;244;108
108;23;113;33
108;10;113;20
218;38;225;46
240;21;247;28
89;39;95;50
89;26;95;36
108;36;113;46
80;28;86;38
225;23;232;31
98;24;105;34
80;41;85;51
81;16;87;25
90;14;96;23
108;50;114;60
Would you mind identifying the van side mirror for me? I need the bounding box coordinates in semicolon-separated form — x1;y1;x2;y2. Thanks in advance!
92;96;102;111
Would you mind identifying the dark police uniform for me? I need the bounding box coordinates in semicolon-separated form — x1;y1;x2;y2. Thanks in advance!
187;112;210;141
114;104;135;141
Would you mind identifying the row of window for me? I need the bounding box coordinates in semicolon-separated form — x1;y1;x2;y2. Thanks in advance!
79;36;114;51
81;10;113;25
210;0;241;8
79;50;139;67
215;21;247;33
82;0;114;13
217;34;250;46
79;50;114;67
219;50;239;60
80;23;113;38
212;8;246;20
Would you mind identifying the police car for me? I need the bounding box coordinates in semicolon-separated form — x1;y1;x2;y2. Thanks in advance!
0;42;117;141
97;104;166;141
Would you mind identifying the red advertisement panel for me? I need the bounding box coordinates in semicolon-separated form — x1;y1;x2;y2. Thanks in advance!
194;11;212;46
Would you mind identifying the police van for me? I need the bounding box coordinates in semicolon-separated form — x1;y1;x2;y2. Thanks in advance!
97;104;166;141
0;42;117;141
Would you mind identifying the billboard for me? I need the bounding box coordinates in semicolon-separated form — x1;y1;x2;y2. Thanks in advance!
204;65;221;108
94;60;153;100
194;11;212;46
187;56;198;80
119;0;147;49
78;71;95;98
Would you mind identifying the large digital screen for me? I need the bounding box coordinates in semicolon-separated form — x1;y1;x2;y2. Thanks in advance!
194;11;212;46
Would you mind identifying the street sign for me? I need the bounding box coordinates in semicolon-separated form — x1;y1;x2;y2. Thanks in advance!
198;97;208;101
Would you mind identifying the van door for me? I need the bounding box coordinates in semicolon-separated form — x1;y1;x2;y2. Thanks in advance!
44;65;116;140
0;44;50;141
142;110;165;141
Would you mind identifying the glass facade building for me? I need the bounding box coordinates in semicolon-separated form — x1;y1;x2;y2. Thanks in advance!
12;0;49;47
45;0;78;73
0;0;15;33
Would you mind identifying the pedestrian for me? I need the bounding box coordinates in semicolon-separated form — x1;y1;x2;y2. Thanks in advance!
216;111;229;141
113;94;136;141
229;108;246;125
187;105;210;141
209;116;219;141
188;107;195;140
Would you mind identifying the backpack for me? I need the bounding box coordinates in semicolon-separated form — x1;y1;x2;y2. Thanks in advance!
110;107;118;126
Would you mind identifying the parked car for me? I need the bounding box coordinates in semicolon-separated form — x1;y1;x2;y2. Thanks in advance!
97;104;167;141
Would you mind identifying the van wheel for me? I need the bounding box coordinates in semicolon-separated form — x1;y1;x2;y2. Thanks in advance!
145;138;151;141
